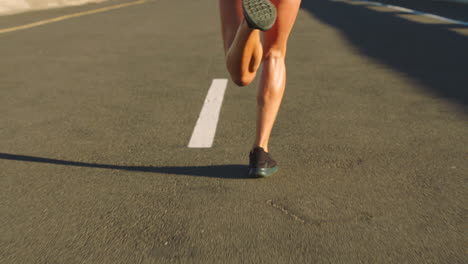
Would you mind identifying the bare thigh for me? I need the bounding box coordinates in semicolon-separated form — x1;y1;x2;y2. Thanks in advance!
219;0;244;53
263;0;301;57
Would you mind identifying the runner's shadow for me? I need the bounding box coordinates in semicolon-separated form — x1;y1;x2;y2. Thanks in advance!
301;0;468;110
0;153;250;179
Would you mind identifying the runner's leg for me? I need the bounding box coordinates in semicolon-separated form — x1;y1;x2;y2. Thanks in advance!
253;0;301;152
219;0;263;86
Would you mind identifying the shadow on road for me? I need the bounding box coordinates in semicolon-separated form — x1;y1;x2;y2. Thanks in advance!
0;153;250;179
375;0;468;22
301;0;468;110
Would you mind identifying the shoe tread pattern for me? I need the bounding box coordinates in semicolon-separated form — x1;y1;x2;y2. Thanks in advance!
243;0;277;31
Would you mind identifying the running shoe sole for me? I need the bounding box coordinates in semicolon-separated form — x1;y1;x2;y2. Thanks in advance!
248;166;279;178
242;0;277;31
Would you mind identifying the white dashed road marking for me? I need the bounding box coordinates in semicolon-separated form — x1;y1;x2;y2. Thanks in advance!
343;0;468;26
188;79;228;148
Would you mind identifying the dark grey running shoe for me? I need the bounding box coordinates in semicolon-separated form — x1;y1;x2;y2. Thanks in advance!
242;0;277;31
248;147;279;178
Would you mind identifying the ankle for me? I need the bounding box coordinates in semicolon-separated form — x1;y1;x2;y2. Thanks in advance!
252;144;268;152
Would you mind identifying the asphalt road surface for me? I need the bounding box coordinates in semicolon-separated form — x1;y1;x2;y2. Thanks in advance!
376;0;468;21
1;0;467;263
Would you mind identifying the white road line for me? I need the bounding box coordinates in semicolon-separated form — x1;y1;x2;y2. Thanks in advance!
347;0;468;26
423;13;463;24
188;79;228;148
0;0;147;35
385;5;414;13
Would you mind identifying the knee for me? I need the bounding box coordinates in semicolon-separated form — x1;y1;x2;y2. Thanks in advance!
261;49;286;75
262;48;286;62
232;75;253;87
228;68;255;87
